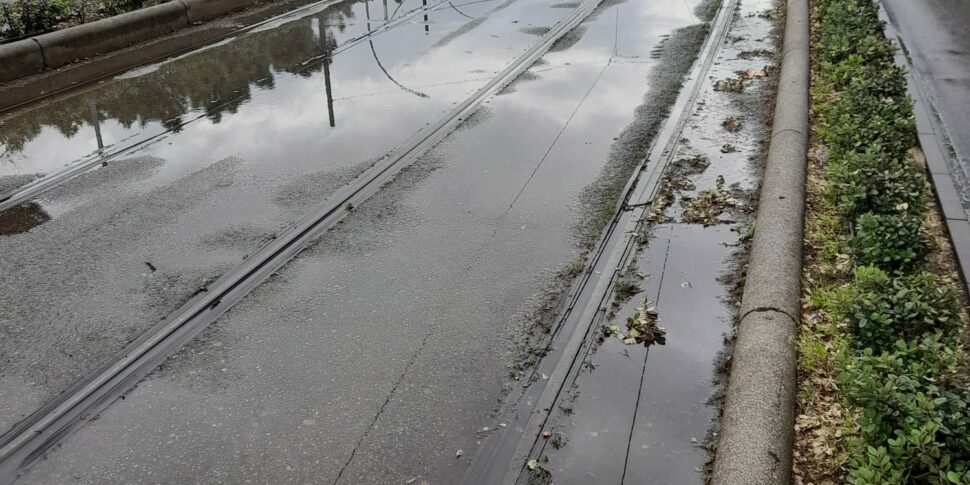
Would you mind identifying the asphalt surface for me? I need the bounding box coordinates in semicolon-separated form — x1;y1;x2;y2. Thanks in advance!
0;0;580;432
881;0;970;215
0;0;715;482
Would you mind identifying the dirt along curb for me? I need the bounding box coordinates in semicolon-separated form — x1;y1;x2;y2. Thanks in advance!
710;0;808;482
0;0;330;111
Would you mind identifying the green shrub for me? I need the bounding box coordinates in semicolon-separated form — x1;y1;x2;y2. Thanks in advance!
849;212;928;271
823;90;915;161
814;0;970;482
97;0;144;17
848;268;961;352
824;40;903;96
817;0;883;64
839;335;970;484
1;0;73;38
1;0;149;40
827;150;927;217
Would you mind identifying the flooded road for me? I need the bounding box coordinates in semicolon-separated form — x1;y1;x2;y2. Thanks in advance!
0;0;584;433
1;0;725;481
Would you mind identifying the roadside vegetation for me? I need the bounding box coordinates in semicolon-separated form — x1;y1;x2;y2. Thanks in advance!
794;0;970;483
1;0;161;41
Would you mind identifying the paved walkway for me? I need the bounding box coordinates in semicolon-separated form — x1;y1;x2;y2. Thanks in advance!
881;0;970;294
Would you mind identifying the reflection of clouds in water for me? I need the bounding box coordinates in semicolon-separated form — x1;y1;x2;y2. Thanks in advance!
4;0;572;187
0;0;362;161
0;0;505;180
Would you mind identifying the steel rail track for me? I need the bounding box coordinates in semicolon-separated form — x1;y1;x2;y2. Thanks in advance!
0;0;455;215
0;1;606;482
458;0;738;481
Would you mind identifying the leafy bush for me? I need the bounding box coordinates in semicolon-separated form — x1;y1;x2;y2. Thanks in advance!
848;212;928;271
97;0;144;17
822;88;916;161
1;0;73;38
848;267;961;353
816;0;883;64
1;0;149;40
827;150;927;218
824;42;905;97
839;335;970;484
810;0;970;483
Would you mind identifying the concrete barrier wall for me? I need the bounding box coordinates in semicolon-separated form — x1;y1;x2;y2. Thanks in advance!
35;2;189;69
183;0;256;23
0;0;260;82
0;40;45;83
710;0;809;482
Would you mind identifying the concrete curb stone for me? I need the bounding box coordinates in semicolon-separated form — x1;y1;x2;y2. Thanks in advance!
711;0;809;482
35;1;190;69
0;40;45;83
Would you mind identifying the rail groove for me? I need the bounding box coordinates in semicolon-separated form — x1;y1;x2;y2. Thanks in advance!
0;1;607;482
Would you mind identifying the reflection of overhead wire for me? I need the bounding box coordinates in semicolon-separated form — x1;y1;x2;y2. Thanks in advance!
683;0;699;21
448;0;475;18
431;0;498;11
331;75;492;101
368;39;430;97
366;0;430;98
389;0;407;19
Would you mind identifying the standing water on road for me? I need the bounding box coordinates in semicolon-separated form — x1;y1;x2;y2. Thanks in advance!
0;0;583;435
0;0;729;482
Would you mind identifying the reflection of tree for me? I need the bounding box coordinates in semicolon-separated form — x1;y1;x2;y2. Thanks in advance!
0;202;50;235
0;0;363;153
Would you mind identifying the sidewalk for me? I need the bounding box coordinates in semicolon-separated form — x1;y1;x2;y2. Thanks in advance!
881;0;970;297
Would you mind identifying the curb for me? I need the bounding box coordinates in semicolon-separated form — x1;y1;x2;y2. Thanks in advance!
710;0;809;482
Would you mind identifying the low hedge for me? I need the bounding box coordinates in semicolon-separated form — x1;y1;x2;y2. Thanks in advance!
807;0;970;482
1;0;153;41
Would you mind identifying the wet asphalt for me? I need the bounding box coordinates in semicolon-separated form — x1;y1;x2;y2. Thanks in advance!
0;0;578;432
0;0;717;482
532;0;776;481
881;0;970;214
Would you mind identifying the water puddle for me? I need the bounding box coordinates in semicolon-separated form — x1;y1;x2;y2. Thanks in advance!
11;0;710;482
0;0;587;436
537;224;736;484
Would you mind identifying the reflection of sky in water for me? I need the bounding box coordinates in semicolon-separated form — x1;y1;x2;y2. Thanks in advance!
7;0;711;480
0;0;529;180
0;0;696;199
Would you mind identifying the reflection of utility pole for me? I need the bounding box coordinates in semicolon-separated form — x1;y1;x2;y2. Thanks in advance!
423;0;429;34
312;17;336;128
89;102;104;152
383;0;388;20
323;33;335;127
